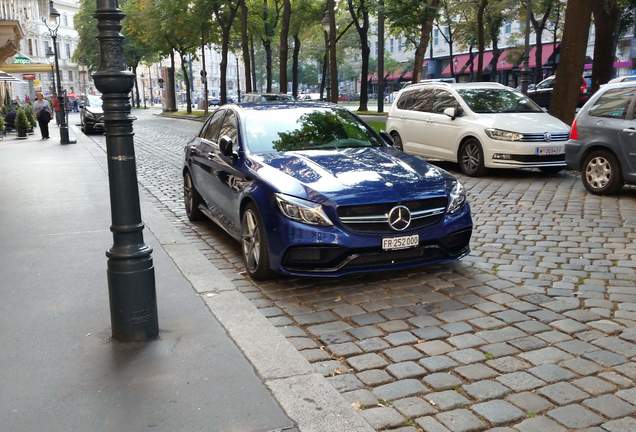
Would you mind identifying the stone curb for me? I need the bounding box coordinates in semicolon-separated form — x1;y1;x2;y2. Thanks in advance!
74;123;374;432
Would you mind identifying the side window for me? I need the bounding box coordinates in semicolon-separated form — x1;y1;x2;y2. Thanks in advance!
396;90;417;110
202;110;225;141
411;89;434;112
219;110;239;147
431;90;458;114
588;88;636;120
536;78;554;90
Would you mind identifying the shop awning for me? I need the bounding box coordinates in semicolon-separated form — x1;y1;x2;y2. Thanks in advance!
528;44;558;68
0;63;53;73
0;71;19;81
441;53;472;76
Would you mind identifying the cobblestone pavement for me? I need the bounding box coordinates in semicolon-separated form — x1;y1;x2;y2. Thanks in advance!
88;111;636;431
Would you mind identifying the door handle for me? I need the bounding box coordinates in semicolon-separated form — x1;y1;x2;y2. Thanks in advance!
188;145;198;156
206;152;216;160
622;128;636;134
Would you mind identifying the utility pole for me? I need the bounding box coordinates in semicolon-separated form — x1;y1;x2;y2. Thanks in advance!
521;0;532;94
377;0;385;112
94;0;158;342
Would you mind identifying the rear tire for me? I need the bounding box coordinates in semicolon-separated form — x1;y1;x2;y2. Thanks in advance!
459;138;487;177
540;166;565;175
581;150;623;195
391;132;403;151
184;171;204;221
241;204;273;280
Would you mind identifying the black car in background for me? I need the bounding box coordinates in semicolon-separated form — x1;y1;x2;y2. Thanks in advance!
80;94;104;134
527;75;590;109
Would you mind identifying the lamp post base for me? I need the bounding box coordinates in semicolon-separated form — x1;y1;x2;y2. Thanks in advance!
59;124;76;145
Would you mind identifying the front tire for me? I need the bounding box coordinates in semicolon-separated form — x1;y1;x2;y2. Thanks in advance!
241;204;273;280
184;171;204;221
459;138;487;177
581;150;623;195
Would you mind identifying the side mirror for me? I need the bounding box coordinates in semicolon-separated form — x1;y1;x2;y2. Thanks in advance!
219;135;235;158
443;107;457;120
379;131;394;146
528;84;536;91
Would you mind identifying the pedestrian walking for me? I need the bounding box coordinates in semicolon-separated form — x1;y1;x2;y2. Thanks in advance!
33;92;52;139
51;95;62;126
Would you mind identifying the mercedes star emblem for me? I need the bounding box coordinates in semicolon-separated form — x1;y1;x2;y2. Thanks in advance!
388;205;411;231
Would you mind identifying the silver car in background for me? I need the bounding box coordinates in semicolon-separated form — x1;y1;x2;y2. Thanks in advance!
565;82;636;194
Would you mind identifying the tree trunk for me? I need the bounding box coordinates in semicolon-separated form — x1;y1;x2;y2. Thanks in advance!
359;36;370;111
240;0;252;93
292;33;300;98
179;54;192;113
167;50;177;112
264;40;273;92
549;0;593;123
201;35;209;116
327;0;338;102
476;0;487;80
530;2;553;84
220;32;230;105
591;0;620;94
320;31;328;100
468;45;474;80
488;23;501;82
412;0;439;84
279;0;291;94
377;0;385;112
534;37;543;83
250;36;257;91
132;64;141;108
448;37;455;78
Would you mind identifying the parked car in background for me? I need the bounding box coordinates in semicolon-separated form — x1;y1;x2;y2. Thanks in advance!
79;94;104;134
386;82;570;176
527;75;590;108
608;75;636;84
565;81;636;195
242;93;295;103
183;103;472;279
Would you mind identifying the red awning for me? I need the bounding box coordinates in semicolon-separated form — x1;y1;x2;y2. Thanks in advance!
528;44;558;68
492;49;516;71
441;53;471;76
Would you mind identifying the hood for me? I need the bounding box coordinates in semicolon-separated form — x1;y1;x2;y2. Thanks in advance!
85;106;104;115
473;112;570;133
250;146;452;205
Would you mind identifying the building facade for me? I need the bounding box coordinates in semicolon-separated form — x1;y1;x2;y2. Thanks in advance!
13;0;81;100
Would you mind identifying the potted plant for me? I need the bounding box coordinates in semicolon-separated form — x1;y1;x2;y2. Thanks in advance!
24;105;36;134
16;108;29;139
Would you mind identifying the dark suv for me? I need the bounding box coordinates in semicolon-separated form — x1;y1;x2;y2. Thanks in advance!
79;94;104;134
565;82;636;194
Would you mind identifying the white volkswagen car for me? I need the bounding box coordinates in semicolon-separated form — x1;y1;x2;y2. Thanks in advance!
386;82;570;176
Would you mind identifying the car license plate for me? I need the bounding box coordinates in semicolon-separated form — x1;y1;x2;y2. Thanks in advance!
382;235;419;251
536;146;564;156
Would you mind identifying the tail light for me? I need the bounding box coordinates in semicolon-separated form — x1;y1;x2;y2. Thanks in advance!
569;118;578;140
580;80;588;95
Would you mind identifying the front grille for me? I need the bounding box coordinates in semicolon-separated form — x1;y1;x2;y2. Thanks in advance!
520;132;569;142
509;154;566;163
337;197;448;233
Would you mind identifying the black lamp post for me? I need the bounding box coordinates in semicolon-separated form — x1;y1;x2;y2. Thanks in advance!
45;47;56;96
93;0;158;342
42;1;74;144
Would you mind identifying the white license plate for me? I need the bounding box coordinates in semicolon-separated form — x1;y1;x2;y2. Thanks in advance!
536;146;564;156
382;235;419;251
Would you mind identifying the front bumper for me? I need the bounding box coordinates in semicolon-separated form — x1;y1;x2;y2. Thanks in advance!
483;138;568;169
84;116;105;131
264;203;473;277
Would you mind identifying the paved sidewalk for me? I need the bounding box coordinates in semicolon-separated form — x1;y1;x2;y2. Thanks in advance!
0;127;296;431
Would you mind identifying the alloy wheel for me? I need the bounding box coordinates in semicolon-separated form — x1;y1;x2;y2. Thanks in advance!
585;156;611;190
184;173;194;215
462;141;481;172
242;210;261;273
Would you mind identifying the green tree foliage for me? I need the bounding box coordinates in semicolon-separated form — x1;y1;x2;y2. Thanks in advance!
73;0;98;71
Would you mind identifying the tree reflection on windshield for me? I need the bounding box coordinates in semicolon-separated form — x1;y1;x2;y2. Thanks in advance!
261;110;381;152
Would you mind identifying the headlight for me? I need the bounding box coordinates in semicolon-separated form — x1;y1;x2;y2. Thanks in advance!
275;193;333;226
485;128;523;141
447;181;466;214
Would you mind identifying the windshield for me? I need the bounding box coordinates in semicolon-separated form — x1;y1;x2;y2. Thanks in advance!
457;88;542;113
86;95;102;108
242;107;384;153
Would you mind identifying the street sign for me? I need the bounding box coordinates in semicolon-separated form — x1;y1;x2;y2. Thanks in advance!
13;54;32;64
22;74;36;81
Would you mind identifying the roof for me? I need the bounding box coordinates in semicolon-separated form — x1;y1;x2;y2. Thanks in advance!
405;81;507;90
227;101;338;111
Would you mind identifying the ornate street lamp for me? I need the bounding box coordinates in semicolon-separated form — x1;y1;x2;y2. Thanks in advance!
94;0;158;342
42;1;74;144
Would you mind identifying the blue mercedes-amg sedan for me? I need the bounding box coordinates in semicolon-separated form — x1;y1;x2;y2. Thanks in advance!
183;103;472;279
